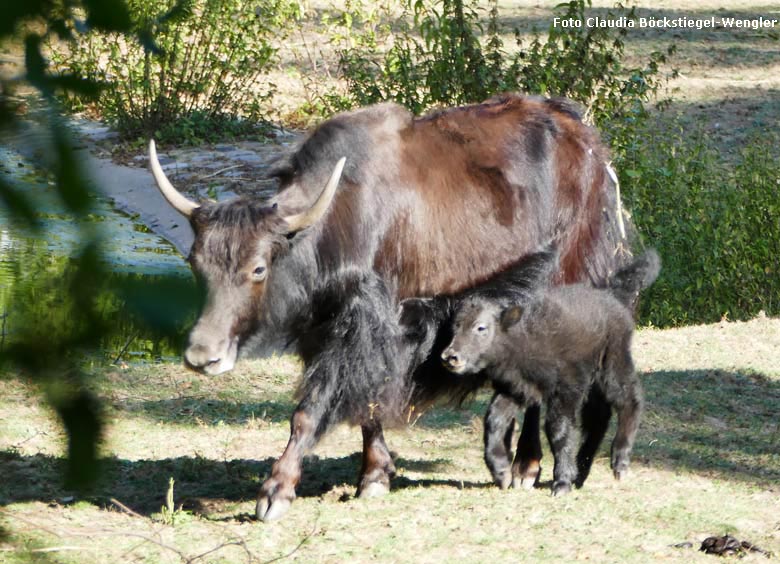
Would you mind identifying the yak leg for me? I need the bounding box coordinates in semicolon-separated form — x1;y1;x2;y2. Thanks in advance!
483;393;542;490
511;403;543;489
256;409;318;521
357;419;396;498
575;385;612;488
483;392;517;489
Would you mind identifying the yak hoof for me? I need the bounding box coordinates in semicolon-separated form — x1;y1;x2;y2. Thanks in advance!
513;475;537;491
256;495;292;522
511;461;541;491
511;463;540;490
552;481;572;497
613;467;629;481
358;481;390;499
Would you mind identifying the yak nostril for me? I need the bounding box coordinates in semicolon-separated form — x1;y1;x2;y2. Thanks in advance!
185;344;220;369
441;351;459;366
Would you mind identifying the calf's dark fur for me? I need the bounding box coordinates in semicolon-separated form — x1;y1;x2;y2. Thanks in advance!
442;250;660;495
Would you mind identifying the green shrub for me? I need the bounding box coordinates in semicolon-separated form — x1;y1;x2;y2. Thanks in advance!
620;122;780;326
327;0;673;153
50;0;298;143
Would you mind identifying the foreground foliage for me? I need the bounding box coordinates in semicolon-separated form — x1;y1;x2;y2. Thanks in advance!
1;0;196;497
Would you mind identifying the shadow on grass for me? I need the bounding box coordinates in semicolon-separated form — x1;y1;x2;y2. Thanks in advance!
0;449;491;518
118;397;298;425
113;395;489;430
2;368;776;519
635;369;780;484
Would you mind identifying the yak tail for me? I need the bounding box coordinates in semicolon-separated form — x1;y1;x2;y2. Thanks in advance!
608;248;661;309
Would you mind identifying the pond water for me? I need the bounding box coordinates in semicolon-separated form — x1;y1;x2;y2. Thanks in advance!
0;144;195;363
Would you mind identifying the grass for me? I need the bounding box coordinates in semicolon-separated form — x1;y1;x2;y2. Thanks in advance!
1;317;779;563
2;1;779;562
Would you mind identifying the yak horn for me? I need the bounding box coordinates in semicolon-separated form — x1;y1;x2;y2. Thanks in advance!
283;157;346;232
148;139;199;217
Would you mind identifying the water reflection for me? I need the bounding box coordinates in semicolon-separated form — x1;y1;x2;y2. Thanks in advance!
0;145;195;363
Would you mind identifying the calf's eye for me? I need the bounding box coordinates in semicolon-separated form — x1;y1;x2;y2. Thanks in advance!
477;325;487;333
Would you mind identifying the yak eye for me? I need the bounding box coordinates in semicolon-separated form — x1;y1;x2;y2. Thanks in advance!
476;324;487;333
252;265;267;281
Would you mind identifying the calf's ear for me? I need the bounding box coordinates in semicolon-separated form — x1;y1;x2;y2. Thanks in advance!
500;306;524;331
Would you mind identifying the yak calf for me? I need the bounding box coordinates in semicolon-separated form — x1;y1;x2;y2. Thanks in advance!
441;250;660;495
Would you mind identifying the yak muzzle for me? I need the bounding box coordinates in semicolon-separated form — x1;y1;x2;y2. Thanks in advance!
184;338;238;375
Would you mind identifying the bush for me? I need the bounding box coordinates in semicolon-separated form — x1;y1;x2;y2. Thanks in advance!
620;122;780;326
326;0;673;153
50;0;298;143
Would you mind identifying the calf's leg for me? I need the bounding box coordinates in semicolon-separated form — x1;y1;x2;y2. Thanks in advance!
483;392;517;489
484;394;542;490
575;385;612;488
602;344;643;480
544;390;581;496
610;381;643;480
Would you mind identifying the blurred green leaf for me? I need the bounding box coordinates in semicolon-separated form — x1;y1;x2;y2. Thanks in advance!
83;0;133;32
0;0;47;36
0;175;40;228
52;120;93;214
54;387;103;490
24;34;49;94
50;74;103;99
118;275;200;333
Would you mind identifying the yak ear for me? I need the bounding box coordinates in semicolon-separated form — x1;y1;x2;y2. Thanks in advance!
500;305;524;331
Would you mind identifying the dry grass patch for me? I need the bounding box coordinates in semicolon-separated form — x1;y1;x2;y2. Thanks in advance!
1;317;779;562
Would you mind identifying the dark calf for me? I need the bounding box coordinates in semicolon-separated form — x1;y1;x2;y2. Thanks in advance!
398;246;559;488
442;250;660;495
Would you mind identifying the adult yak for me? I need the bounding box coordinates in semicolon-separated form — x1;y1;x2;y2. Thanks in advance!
148;94;632;521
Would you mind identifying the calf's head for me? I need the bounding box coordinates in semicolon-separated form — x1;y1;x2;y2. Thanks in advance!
441;300;525;374
441;299;500;374
149;140;345;374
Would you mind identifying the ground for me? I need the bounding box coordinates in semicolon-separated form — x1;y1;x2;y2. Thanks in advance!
1;317;778;563
1;1;780;562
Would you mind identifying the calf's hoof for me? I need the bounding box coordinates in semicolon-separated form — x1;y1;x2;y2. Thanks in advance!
552;481;572;496
612;457;630;481
488;466;512;490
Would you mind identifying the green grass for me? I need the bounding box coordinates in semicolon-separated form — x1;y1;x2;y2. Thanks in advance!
1;317;779;563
